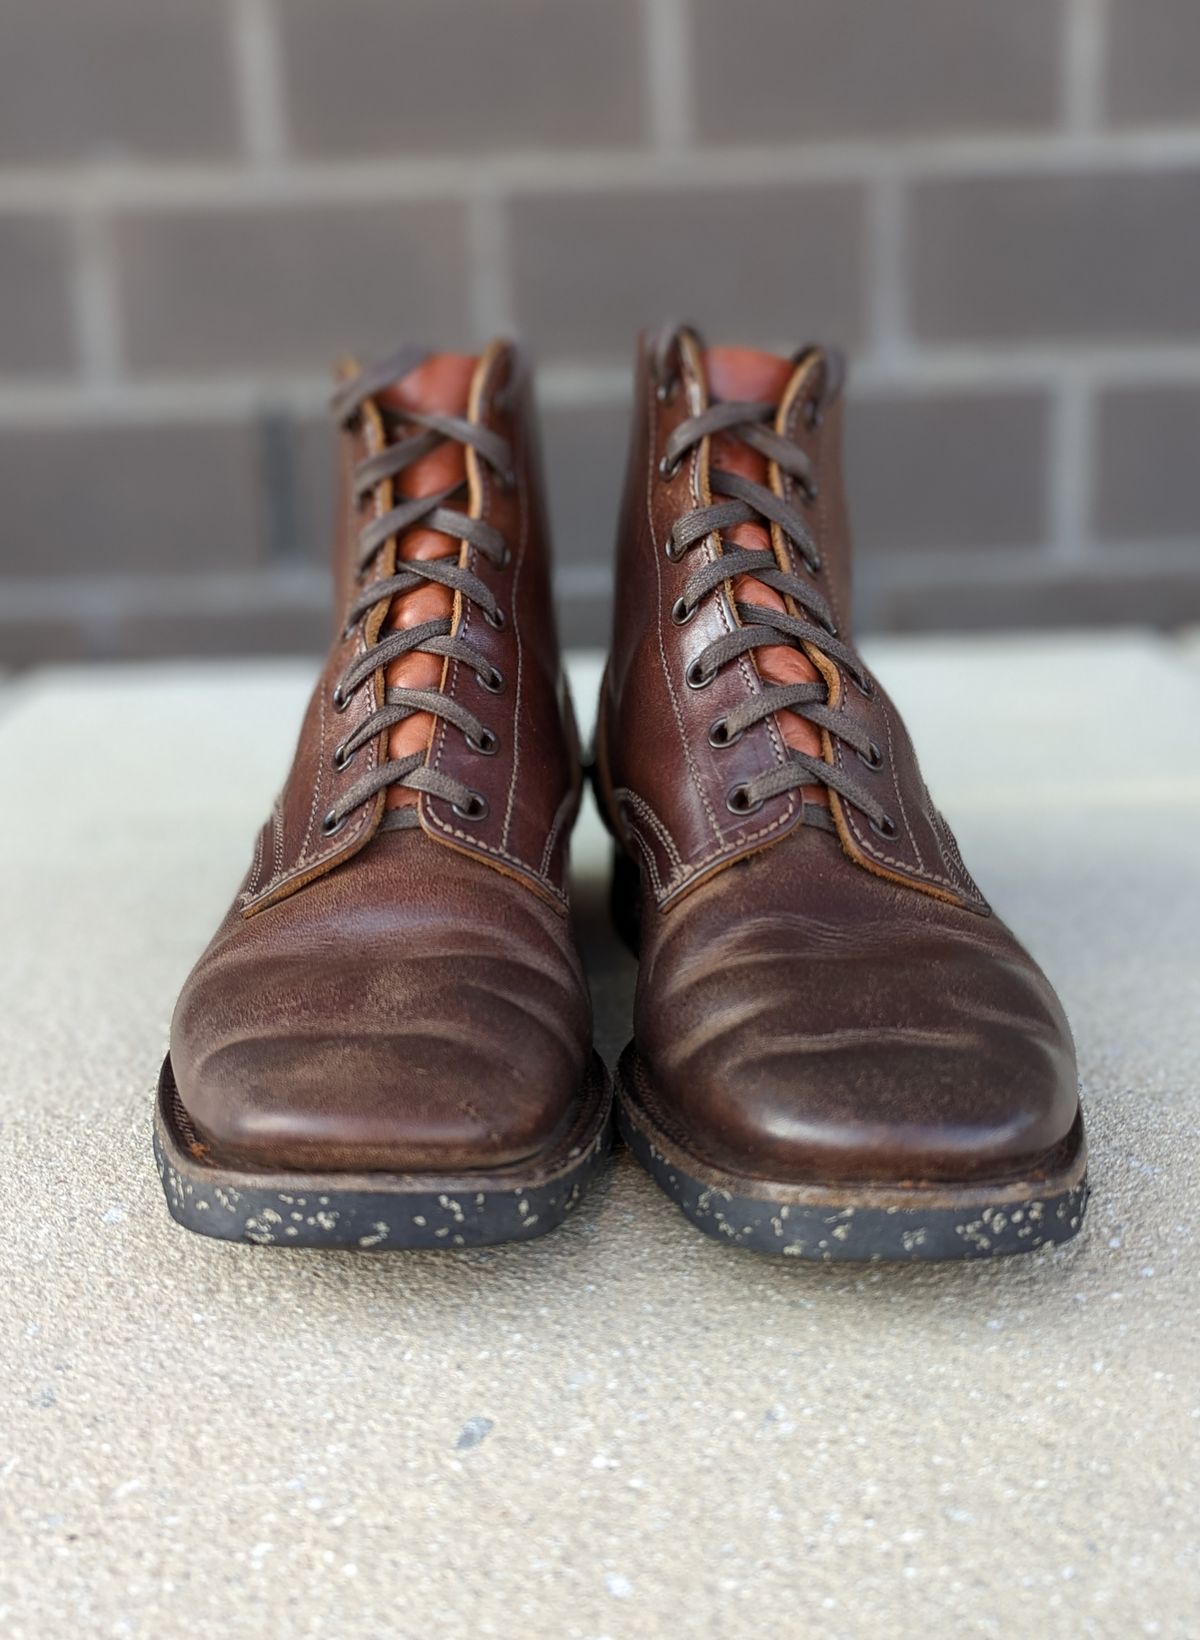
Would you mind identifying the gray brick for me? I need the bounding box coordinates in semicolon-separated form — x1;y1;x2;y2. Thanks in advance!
286;416;340;565
512;185;866;363
865;566;1200;633
0;421;264;577
849;388;1050;556
0;594;328;667
116;203;470;374
1092;384;1200;541
1106;0;1200;125
910;173;1200;342
0;217;75;377
541;401;632;571
693;0;1058;144
0;0;235;163
281;0;648;157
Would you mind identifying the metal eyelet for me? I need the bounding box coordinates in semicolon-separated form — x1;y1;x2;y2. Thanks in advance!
857;741;883;771
659;454;682;481
321;809;346;837
870;813;899;840
477;665;505;694
664;531;688;563
656;375;679;404
484;606;506;630
708;717;744;748
466;727;498;756
332;740;356;772
452;791;489;821
726;783;764;817
670;596;695;626
802;479;821;504
850;671;874;699
331;682;351;712
685;658;715;690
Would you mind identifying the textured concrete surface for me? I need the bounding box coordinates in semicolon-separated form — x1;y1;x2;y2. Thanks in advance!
1;636;1198;1639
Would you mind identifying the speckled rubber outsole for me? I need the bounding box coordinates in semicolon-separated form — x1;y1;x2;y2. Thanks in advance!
153;1054;612;1250
618;1048;1089;1261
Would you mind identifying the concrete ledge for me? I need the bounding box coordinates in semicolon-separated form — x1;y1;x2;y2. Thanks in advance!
1;634;1197;1637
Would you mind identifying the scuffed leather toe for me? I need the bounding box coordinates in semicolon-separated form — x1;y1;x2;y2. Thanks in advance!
170;833;591;1172
634;828;1080;1187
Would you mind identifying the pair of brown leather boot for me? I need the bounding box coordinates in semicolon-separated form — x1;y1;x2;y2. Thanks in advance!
156;327;1088;1261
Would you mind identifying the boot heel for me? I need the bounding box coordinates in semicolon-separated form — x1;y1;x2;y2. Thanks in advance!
609;847;641;955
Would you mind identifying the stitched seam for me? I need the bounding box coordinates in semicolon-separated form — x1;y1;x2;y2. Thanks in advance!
832;682;969;891
501;406;528;851
538;782;577;880
659;801;800;882
785;390;846;636
246;822;266;897
624;817;667;899
298;685;326;861
881;706;923;870
270;794;285;884
613;787;684;871
420;810;568;904
647;376;723;847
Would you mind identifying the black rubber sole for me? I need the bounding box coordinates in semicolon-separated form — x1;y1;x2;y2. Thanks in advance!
154;1054;612;1250
618;1048;1089;1262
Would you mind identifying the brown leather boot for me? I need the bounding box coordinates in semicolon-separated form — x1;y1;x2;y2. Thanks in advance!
155;341;611;1248
596;324;1087;1260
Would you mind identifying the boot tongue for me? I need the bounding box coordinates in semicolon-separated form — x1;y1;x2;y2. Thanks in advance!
701;346;827;791
376;354;479;812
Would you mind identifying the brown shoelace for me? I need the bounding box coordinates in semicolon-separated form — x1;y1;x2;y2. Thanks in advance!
322;347;514;837
657;361;897;839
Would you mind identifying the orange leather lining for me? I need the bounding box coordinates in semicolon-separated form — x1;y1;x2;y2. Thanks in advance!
374;354;479;811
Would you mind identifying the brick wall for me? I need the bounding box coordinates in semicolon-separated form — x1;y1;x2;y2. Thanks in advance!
2;0;1199;662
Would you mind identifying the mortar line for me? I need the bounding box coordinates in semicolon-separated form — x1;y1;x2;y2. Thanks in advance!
1047;372;1094;565
229;0;289;166
466;191;515;342
863;172;911;369
642;0;694;151
1063;0;1107;133
6;126;1200;212
5;345;1200;427
69;210;123;385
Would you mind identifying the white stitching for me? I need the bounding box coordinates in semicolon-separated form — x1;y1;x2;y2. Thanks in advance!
501;398;528;851
613;786;684;871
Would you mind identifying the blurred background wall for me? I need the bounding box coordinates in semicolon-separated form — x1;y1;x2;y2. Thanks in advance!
1;0;1199;662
